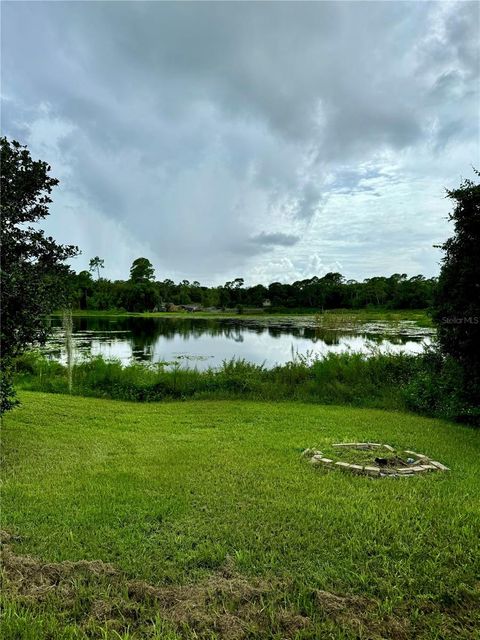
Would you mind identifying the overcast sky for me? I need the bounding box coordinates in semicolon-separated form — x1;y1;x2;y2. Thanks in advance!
2;1;479;284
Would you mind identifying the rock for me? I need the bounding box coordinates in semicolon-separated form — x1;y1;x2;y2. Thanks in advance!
302;448;323;458
318;457;333;464
404;450;428;460
301;448;315;458
349;464;364;473
414;464;439;472
429;460;450;471
381;467;397;475
382;444;395;452
364;466;380;476
334;461;351;469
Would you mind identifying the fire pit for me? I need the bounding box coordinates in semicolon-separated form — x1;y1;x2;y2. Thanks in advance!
302;443;450;477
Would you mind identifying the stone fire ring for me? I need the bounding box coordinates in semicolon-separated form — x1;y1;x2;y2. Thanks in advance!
302;443;450;477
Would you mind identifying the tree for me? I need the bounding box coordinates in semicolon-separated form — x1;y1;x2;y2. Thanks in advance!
89;256;104;280
432;171;480;414
129;257;155;283
119;280;159;312
0;137;78;412
75;270;94;309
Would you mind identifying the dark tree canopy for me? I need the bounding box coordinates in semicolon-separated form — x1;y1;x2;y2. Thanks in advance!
130;257;155;283
68;268;437;313
433;171;480;411
0;137;78;412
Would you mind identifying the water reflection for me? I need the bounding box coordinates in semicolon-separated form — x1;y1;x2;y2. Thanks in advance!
43;315;434;369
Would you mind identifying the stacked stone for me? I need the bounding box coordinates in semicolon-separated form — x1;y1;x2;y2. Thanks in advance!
303;443;449;477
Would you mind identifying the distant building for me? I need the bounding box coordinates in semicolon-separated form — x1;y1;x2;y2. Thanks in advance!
179;304;201;312
262;299;272;307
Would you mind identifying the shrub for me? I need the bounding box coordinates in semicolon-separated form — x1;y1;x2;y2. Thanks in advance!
404;346;480;425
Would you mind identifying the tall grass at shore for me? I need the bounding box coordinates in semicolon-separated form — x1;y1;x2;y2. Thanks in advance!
14;349;417;411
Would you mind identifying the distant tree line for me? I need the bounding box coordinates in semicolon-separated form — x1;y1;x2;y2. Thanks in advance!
69;263;437;312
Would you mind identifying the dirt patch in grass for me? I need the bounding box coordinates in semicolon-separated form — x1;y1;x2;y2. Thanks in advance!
314;590;409;639
1;540;310;639
127;575;279;639
0;533;467;640
1;534;117;602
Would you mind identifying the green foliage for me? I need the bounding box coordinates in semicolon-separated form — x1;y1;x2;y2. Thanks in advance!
0;137;78;412
404;347;480;425
68;268;437;313
88;256;104;280
0;365;19;414
432;171;480;415
129;257;155;283
15;351;419;411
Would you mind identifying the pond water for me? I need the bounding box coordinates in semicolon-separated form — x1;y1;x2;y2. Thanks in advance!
43;315;434;369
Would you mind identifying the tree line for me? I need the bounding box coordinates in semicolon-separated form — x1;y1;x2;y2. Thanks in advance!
70;261;437;312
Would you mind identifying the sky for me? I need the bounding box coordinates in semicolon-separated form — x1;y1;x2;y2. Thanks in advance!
2;1;479;285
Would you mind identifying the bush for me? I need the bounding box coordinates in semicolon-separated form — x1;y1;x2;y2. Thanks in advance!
404;346;480;425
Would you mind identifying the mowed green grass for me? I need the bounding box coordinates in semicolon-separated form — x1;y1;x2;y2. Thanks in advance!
1;392;479;639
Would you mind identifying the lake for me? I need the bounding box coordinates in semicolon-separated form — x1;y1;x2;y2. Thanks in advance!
43;314;434;369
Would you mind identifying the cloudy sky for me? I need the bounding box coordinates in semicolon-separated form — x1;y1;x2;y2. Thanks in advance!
2;1;478;284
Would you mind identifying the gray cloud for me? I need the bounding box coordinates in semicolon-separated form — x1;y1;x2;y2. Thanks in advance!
1;1;478;283
250;232;300;248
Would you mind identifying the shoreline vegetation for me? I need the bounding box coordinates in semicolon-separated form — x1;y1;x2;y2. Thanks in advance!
14;349;427;415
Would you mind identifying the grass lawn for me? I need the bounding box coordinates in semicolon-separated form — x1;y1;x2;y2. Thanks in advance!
1;392;479;639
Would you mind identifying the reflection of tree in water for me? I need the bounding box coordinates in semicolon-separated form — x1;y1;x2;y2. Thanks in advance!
46;315;428;364
222;325;244;342
359;332;422;346
313;329;341;346
126;318;159;361
58;316;338;343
